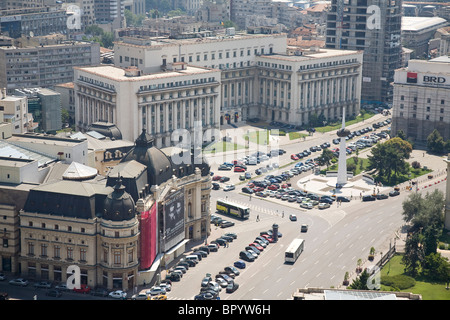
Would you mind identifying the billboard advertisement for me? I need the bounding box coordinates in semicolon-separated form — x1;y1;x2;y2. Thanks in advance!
163;188;185;250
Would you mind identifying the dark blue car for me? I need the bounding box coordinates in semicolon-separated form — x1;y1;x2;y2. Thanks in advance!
234;260;246;269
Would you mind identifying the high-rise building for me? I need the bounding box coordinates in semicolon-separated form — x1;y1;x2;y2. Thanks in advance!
0;40;100;94
391;57;450;143
325;0;403;104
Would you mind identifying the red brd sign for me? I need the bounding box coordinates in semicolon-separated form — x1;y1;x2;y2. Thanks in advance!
407;72;417;83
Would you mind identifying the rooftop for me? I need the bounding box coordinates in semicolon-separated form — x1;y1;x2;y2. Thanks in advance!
75;64;219;82
402;16;448;32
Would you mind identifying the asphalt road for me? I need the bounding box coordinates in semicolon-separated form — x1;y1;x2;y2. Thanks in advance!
165;180;445;300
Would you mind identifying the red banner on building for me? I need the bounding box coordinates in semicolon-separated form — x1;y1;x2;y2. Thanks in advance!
140;203;157;270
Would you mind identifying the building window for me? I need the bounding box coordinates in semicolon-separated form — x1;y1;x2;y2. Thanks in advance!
54;246;61;259
80;249;87;262
41;244;48;257
67;247;74;260
113;251;121;265
28;242;34;256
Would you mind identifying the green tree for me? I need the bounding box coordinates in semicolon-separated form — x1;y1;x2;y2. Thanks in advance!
367;138;412;184
125;9;146;27
421;252;450;282
396;129;407;140
317;148;335;169
402;189;445;256
348;269;370;290
427;129;446;154
402;232;424;277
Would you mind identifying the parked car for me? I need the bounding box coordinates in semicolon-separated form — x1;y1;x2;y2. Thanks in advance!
147;286;166;296
362;195;376;202
318;202;330;209
336;196;350;202
234;167;246;172
212;182;220;190
0;273;6;281
34;281;52;289
132;292;149;300
376;193;388;200
207;244;219;252
234;260;246;269
90;288;109;297
223;184;235;191
389;190;400;197
221;220;235;228
224;266;240;276
45;289;62;298
301;224;309;232
109;290;127;299
55;283;69;291
239;250;255;262
9;278;28;287
201;275;212;287
73;284;91;294
226;281;239;293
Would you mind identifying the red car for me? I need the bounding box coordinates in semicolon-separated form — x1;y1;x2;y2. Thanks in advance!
261;234;274;243
290;154;299;160
73;284;91;294
247;183;255;188
281;184;289;189
234;167;245;172
268;185;279;190
253;187;265;192
249;243;264;251
212;175;222;181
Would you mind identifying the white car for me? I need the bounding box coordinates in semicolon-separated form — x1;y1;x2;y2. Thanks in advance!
223;184;235;191
109;290;127;299
147;286;166;296
131;292;149;300
9;278;28;286
159;282;171;292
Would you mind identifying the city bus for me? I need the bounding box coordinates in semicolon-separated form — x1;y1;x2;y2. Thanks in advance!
216;199;250;220
285;238;305;263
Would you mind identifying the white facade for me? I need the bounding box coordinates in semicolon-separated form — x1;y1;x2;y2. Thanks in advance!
74;64;222;145
113;33;287;125
254;48;363;124
391;57;450;142
0;89;32;134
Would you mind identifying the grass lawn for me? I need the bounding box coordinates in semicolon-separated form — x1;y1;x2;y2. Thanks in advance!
244;130;270;145
288;131;308;140
315;112;376;133
376;167;432;187
326;157;371;176
203;141;245;153
380;254;450;300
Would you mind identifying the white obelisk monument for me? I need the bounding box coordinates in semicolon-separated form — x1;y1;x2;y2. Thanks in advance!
336;107;350;187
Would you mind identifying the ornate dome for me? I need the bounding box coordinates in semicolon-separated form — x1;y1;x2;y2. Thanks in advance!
120;129;174;186
88;121;123;140
103;178;136;221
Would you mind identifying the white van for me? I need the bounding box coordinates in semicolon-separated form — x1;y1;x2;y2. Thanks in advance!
186;255;199;264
